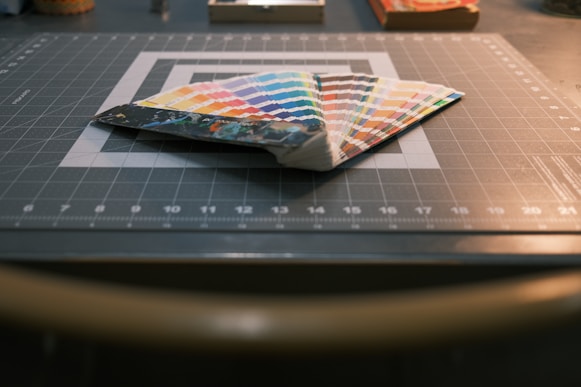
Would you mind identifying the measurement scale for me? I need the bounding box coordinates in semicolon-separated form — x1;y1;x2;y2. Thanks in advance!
0;33;579;233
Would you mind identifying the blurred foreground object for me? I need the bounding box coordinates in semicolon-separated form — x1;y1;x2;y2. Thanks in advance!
368;0;479;30
208;0;324;23
34;0;94;14
1;264;581;353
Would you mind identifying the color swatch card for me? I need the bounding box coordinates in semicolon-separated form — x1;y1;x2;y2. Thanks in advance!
380;0;478;12
94;71;463;171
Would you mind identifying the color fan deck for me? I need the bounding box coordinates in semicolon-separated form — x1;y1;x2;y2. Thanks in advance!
94;71;463;171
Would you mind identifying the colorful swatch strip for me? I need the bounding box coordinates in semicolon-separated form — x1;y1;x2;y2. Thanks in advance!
380;0;478;12
136;71;323;126
94;71;463;170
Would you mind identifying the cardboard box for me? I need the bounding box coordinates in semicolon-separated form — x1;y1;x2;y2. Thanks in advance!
208;0;325;23
368;0;479;30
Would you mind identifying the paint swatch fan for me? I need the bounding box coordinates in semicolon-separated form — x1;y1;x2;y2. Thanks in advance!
94;71;463;171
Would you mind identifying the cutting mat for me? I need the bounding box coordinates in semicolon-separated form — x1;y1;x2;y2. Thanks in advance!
0;33;579;232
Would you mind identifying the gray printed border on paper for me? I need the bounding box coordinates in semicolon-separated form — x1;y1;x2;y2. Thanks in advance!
60;51;439;170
